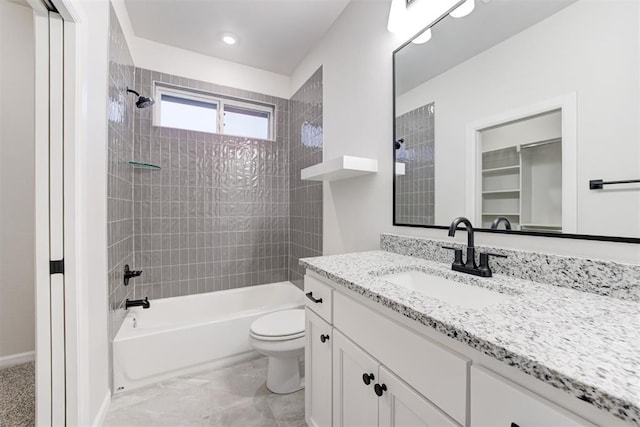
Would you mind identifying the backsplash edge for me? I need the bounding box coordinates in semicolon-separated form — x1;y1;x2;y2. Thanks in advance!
380;233;640;302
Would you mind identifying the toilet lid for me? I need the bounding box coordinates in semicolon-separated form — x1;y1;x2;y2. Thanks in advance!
250;309;305;338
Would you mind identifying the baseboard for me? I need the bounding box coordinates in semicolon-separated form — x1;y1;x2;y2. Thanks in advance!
92;389;111;427
0;351;35;369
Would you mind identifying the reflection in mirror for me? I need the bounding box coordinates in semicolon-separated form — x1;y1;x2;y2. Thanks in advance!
394;103;435;225
478;110;563;232
393;0;640;240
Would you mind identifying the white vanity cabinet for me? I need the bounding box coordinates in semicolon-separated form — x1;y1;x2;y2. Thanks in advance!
304;271;601;427
379;365;459;427
332;330;457;427
470;366;594;427
305;308;333;427
332;330;380;427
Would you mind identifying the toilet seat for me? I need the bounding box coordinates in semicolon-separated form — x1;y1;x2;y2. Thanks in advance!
250;309;305;341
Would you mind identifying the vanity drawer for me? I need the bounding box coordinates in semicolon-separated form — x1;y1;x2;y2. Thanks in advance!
333;291;469;426
471;366;594;427
304;274;333;322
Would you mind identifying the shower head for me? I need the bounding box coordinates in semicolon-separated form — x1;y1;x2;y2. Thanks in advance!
126;88;155;109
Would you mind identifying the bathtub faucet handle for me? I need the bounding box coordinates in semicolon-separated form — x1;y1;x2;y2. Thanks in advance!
123;264;143;286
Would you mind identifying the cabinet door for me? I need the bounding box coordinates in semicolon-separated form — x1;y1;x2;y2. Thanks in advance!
305;308;333;427
378;366;459;427
471;366;594;427
333;330;379;427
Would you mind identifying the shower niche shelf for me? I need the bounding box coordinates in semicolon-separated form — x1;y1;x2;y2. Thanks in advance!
128;161;161;170
301;155;378;182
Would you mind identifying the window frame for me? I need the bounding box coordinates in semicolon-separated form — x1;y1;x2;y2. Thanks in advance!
153;83;275;141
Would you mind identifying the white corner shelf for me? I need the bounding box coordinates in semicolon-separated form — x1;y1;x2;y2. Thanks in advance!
301;155;378;182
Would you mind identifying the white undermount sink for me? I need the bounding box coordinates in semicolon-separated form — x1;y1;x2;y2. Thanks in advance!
378;270;511;309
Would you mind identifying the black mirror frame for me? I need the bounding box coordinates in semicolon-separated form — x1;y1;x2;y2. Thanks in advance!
391;16;640;245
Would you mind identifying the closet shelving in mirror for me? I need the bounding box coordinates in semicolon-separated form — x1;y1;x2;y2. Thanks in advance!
521;223;562;230
481;189;520;195
128;161;161;170
480;146;521;228
481;165;520;175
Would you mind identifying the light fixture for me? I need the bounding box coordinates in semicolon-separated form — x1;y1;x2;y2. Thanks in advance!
450;0;475;18
387;0;460;43
411;28;432;44
222;33;237;45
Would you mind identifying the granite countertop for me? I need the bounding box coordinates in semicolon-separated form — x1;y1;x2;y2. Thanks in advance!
300;250;640;425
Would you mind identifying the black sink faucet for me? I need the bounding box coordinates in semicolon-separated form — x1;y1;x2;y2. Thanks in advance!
490;216;512;230
448;216;476;269
125;297;150;309
443;216;507;277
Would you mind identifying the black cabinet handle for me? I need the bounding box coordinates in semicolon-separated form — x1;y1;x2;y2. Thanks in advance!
305;292;323;304
374;383;387;396
320;334;330;343
362;373;375;385
510;423;520;427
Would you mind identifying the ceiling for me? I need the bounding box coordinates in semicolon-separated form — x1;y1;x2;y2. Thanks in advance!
124;0;351;75
395;0;577;96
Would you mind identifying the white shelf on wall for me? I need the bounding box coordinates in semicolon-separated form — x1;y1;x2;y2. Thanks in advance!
301;155;378;182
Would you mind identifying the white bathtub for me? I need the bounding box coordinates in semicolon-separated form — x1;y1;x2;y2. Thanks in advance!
113;281;304;393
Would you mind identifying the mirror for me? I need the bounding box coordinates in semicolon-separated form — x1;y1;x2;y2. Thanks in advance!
393;0;640;241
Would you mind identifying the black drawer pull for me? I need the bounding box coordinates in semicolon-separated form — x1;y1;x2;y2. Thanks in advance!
362;373;375;385
306;292;323;304
510;424;520;427
374;383;387;396
320;334;330;343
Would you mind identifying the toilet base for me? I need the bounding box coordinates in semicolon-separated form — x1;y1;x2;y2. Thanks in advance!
266;355;304;394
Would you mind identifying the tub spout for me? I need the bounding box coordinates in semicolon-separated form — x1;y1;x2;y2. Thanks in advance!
125;297;150;309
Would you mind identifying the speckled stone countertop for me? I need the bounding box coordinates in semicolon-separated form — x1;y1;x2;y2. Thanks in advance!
300;250;640;425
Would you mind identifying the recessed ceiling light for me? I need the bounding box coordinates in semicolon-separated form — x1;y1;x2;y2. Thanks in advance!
222;33;238;45
450;0;475;18
412;28;432;44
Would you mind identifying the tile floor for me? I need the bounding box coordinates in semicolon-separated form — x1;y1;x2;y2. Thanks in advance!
104;356;306;427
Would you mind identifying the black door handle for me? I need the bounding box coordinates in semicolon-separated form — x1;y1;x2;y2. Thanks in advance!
306;292;323;303
374;383;387;396
362;373;375;385
510;424;520;427
320;334;330;343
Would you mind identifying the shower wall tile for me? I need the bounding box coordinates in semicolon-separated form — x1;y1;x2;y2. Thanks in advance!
288;68;323;289
133;68;290;299
107;5;135;339
394;103;435;225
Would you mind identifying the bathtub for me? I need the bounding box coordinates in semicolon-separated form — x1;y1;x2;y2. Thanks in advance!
113;281;304;393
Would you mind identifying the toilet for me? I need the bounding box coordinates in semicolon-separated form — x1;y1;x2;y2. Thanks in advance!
249;309;305;394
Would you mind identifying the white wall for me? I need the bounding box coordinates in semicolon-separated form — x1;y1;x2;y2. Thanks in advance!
291;0;640;264
73;0;111;422
396;0;639;237
0;0;36;360
110;0;291;99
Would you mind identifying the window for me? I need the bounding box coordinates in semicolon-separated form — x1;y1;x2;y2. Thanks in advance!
160;95;218;134
154;85;274;140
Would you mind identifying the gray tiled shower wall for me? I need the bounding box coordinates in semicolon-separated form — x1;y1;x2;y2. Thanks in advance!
394;103;435;225
131;69;291;300
108;11;323;315
288;68;323;288
107;4;136;338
